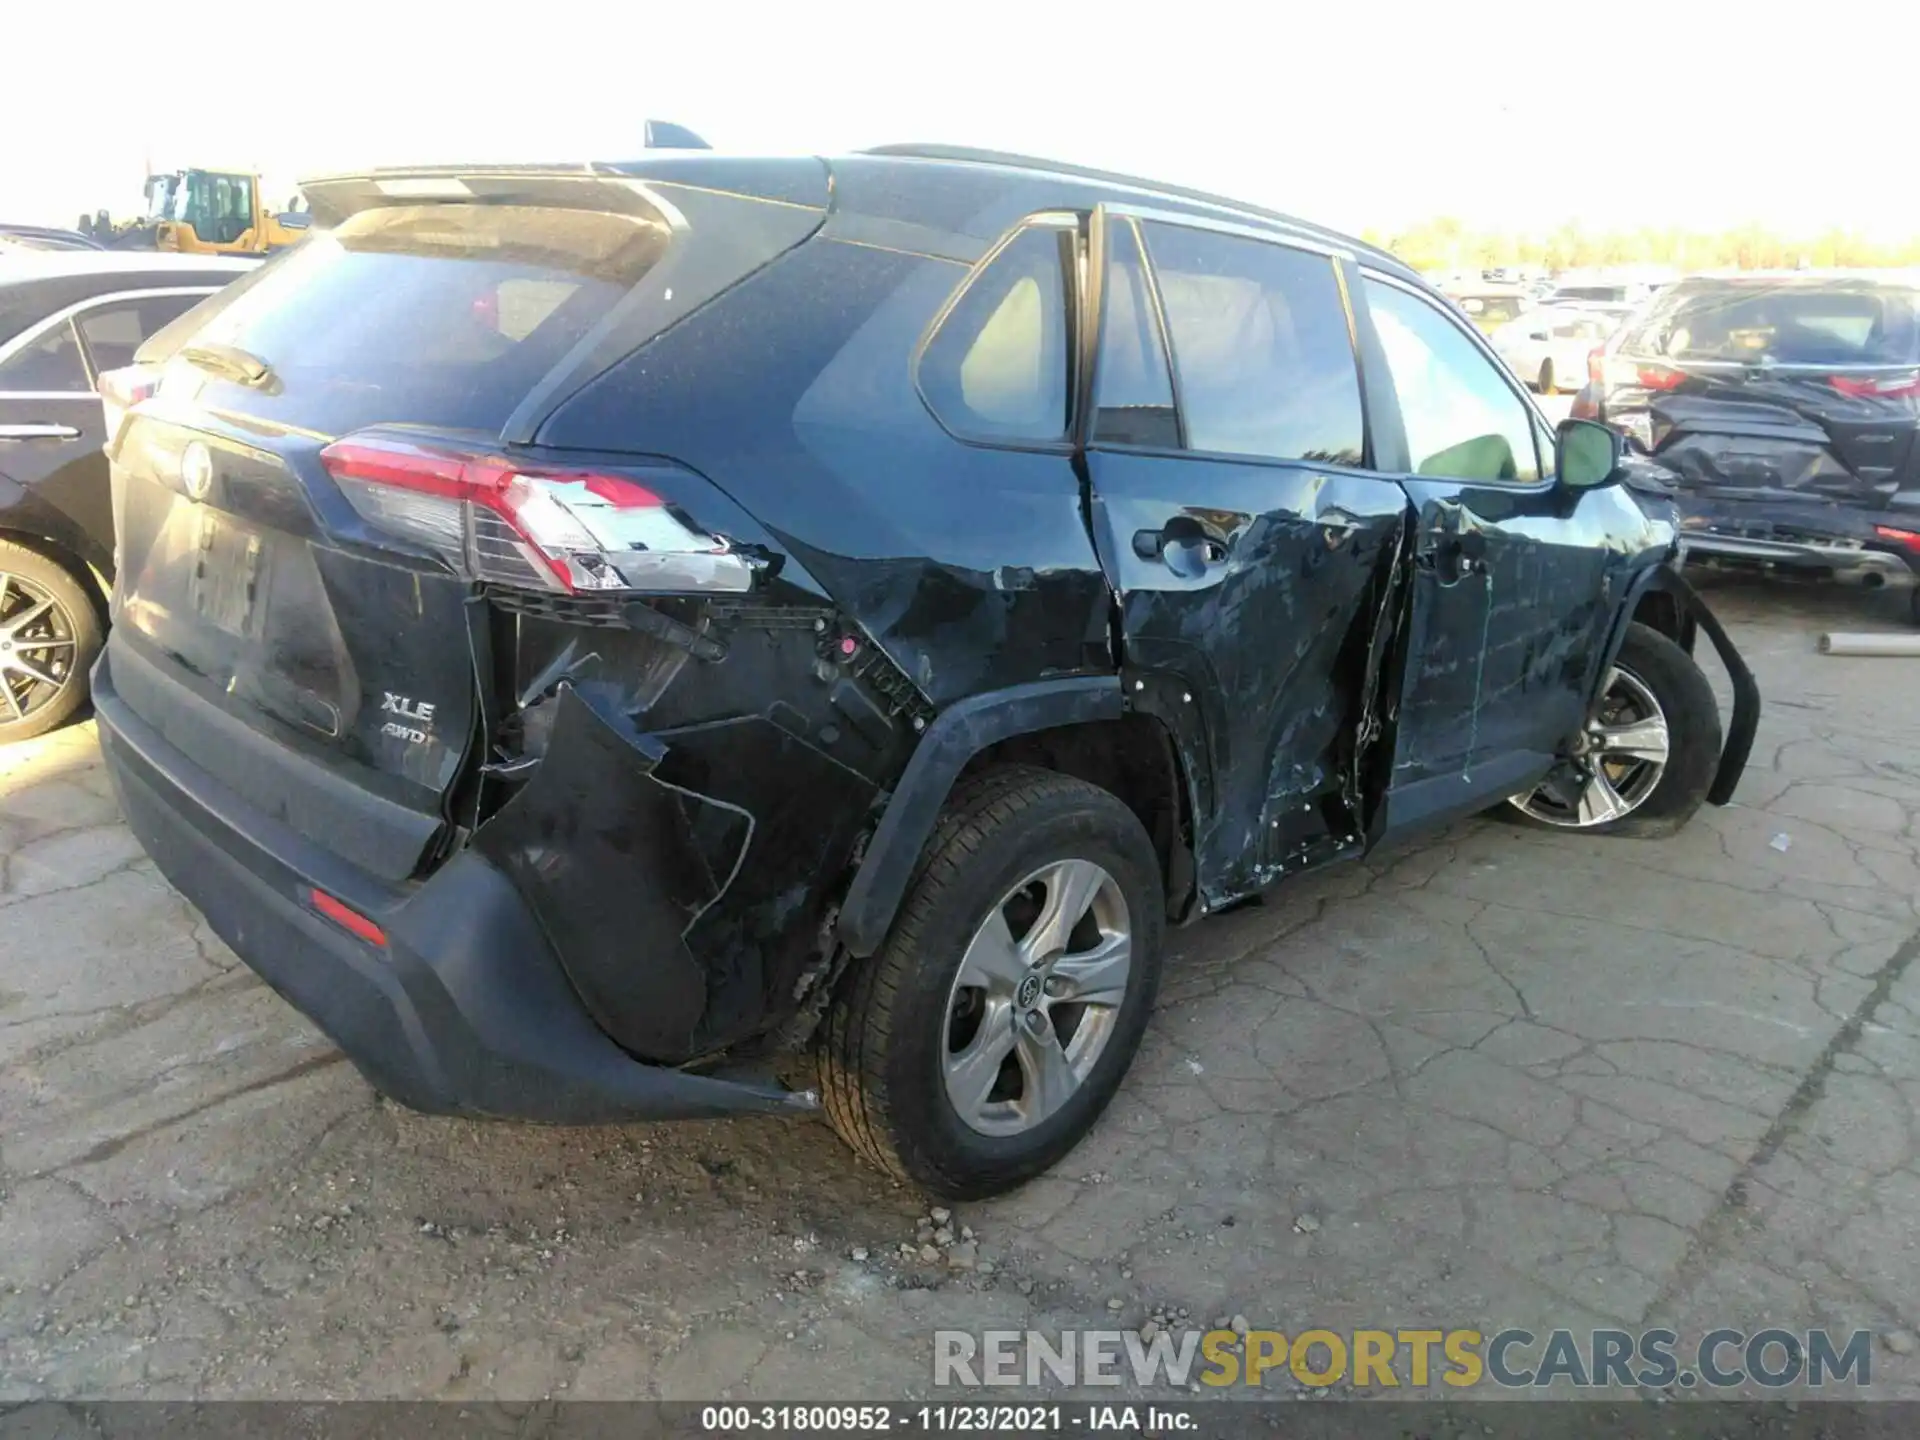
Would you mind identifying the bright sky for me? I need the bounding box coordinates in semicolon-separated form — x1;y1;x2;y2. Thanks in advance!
12;0;1920;240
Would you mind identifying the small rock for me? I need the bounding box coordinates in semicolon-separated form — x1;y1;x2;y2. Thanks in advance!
929;1207;952;1224
1770;832;1792;853
947;1242;979;1272
918;1244;941;1263
1884;1330;1917;1355
1213;1315;1230;1330
915;1222;935;1243
934;1226;955;1246
1293;1214;1321;1234
1017;1278;1034;1295
850;1246;869;1262
1107;1298;1124;1312
1121;1267;1133;1280
977;1260;995;1276
1141;1320;1161;1343
899;1242;916;1256
960;1225;975;1241
1231;1315;1250;1336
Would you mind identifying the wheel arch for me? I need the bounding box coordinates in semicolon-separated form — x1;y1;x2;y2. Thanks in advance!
0;525;109;619
837;678;1196;957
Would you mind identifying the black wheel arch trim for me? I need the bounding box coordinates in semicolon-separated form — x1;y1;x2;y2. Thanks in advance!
837;675;1126;957
1595;560;1758;808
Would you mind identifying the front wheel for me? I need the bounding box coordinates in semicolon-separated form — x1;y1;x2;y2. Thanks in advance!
820;766;1164;1199
1507;622;1721;837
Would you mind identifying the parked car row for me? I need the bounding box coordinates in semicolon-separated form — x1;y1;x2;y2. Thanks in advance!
4;149;1758;1198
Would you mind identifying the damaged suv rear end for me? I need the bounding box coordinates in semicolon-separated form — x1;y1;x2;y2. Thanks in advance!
98;151;1754;1199
1591;272;1920;621
98;161;892;1123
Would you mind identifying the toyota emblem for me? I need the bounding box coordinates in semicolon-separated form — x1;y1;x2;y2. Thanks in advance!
181;442;213;502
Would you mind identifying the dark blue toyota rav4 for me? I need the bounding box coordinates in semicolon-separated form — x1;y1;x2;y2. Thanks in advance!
93;147;1758;1198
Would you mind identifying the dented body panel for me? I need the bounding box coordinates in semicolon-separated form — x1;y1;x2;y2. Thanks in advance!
1383;477;1673;836
1086;453;1408;904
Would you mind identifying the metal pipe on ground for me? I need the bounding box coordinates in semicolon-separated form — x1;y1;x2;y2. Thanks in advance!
1819;632;1920;657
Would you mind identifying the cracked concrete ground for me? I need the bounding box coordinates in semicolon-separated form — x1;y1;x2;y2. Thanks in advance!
3;575;1918;1404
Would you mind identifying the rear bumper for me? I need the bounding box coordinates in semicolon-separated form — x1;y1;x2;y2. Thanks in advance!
93;644;816;1124
1674;496;1920;581
1681;532;1917;579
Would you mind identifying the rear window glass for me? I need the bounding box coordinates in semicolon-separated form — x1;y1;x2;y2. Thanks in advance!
919;222;1074;443
0;320;88;392
1144;223;1363;466
78;295;206;372
171;204;670;435
1637;283;1920;366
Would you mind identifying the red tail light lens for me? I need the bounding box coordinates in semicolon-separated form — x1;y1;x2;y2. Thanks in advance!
97;364;159;442
308;888;387;947
319;433;755;596
1635;365;1688;392
1830;373;1920;400
1874;525;1920;553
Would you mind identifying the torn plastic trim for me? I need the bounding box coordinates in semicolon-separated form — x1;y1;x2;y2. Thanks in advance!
837;676;1126;957
1595;561;1759;808
471;684;747;1063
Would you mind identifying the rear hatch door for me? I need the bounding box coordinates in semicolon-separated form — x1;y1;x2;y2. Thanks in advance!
1608;277;1920;507
108;168;823;882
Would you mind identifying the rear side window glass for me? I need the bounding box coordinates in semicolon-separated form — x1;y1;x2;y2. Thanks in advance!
77;295;205;373
1142;223;1362;465
1364;278;1542;484
0;320;88;392
1092;218;1179;448
1639;283;1920;366
920;223;1074;443
172;203;670;435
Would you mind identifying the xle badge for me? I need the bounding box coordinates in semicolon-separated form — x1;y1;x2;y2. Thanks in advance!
379;692;436;746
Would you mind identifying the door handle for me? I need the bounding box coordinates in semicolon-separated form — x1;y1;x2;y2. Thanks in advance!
1416;528;1488;581
0;423;82;440
1133;514;1234;567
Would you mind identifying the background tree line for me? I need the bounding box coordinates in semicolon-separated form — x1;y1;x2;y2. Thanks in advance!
1360;217;1920;273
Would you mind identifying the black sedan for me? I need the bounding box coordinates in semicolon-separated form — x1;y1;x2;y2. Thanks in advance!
0;250;254;740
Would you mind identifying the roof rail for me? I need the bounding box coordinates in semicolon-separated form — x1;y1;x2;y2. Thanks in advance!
861;143;1403;269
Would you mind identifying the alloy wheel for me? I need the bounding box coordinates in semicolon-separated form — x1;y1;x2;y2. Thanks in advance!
1512;665;1670;828
942;858;1132;1137
0;571;78;727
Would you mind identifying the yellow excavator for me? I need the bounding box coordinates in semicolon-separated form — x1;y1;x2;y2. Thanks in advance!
89;168;311;255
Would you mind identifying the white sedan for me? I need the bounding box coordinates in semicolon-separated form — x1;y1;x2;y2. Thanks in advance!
1491;304;1632;395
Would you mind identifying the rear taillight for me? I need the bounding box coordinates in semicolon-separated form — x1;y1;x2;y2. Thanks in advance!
319;433;755;596
97;364;158;444
1634;365;1688;392
1830;373;1920;400
1586;345;1606;387
1874;525;1920;553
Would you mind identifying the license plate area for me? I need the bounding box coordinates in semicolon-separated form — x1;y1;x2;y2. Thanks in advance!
190;509;269;639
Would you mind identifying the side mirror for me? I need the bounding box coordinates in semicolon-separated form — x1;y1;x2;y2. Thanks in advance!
1556;418;1622;491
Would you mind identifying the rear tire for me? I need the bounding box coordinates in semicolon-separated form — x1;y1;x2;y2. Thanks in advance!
820;765;1164;1200
1538;359;1557;396
1505;623;1720;838
0;540;101;745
